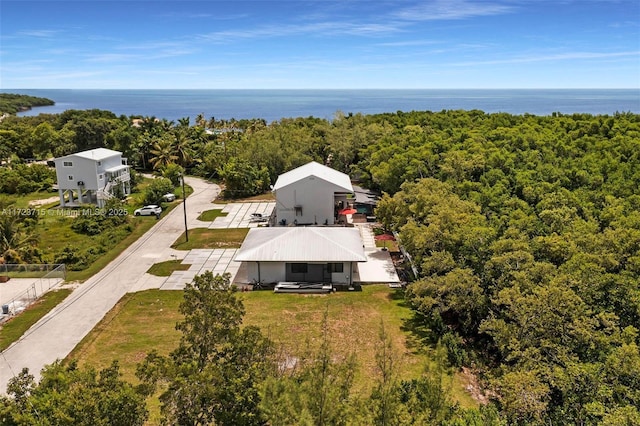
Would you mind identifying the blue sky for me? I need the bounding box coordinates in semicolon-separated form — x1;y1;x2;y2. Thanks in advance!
1;0;639;89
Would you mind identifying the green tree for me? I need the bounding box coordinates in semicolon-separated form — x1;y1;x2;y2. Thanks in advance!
0;212;39;263
143;177;174;206
137;271;273;426
303;311;357;426
368;320;404;426
259;309;357;426
407;268;487;337
219;158;271;199
161;163;185;187
149;136;179;170
0;361;148;426
171;128;194;167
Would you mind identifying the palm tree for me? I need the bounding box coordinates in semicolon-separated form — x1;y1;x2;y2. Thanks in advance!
195;113;207;128
0;214;37;263
149;137;178;170
172;129;194;167
158;119;175;132
177;117;190;128
139;116;160;136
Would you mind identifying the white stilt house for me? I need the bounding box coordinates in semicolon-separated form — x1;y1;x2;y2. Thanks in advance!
54;148;130;207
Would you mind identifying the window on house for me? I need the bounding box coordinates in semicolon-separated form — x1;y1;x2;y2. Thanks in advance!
328;263;344;273
97;161;102;166
294;205;303;216
99;174;104;180
63;161;73;167
291;263;308;273
67;175;74;181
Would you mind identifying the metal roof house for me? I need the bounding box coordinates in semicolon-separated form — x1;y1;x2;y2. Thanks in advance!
272;161;354;226
54;148;130;208
234;227;366;286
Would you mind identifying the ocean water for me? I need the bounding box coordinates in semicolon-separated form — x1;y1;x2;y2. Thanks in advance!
9;89;640;123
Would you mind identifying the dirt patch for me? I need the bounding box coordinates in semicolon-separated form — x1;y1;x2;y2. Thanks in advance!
459;367;491;404
28;196;60;207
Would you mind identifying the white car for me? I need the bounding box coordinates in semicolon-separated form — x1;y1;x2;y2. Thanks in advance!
162;193;176;202
134;205;162;216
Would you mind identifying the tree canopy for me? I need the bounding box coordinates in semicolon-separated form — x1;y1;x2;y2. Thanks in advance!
1;104;639;423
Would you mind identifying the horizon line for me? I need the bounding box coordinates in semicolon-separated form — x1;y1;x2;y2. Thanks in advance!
4;87;639;91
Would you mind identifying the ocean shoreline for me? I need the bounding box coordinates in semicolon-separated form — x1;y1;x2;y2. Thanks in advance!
9;88;640;123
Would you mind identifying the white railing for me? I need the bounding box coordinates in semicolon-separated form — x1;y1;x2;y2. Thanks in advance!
108;170;130;183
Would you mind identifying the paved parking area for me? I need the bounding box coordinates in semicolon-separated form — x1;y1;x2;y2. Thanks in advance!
158;202;275;290
204;202;276;228
160;249;241;290
354;224;401;283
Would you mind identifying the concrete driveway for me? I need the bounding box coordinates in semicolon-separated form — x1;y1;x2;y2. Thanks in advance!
158;201;276;290
0;177;220;392
353;224;401;284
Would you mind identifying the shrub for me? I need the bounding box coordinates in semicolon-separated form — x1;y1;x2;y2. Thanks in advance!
143;177;174;205
440;332;469;368
161;163;185;186
54;245;82;267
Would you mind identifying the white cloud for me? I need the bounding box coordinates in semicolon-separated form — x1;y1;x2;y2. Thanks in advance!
393;0;514;21
451;50;640;66
16;29;60;38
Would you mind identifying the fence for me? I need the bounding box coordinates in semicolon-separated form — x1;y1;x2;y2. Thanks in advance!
0;263;66;321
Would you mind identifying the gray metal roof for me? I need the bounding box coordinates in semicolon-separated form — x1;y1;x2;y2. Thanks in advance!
273;161;353;192
234;227;366;262
353;184;380;205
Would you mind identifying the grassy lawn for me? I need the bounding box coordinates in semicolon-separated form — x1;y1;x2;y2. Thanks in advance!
146;260;191;277
214;191;275;204
196;209;228;221
68;286;476;411
0;288;72;351
376;240;399;251
62;212;170;282
30;179;186;282
0;190;58;208
171;228;249;250
9;180;192;283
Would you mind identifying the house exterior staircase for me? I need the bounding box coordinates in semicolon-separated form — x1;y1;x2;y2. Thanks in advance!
97;181;115;202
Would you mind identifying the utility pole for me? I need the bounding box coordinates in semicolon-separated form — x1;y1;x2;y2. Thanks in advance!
181;174;188;242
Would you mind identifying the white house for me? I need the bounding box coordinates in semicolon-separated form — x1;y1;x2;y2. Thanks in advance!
234;227;367;286
273;161;353;226
54;148;130;208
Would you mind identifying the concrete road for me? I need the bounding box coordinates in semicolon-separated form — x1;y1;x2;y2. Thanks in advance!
0;177;220;392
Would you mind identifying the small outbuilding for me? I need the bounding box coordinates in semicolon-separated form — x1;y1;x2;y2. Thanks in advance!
234;227;367;286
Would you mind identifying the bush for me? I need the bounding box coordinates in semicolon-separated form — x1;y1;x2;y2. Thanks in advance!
71;215;102;235
54;245;82;267
440;332;469;368
143;177;174;205
0;164;55;194
161;163;185;187
218;158;271;199
71;199;129;236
